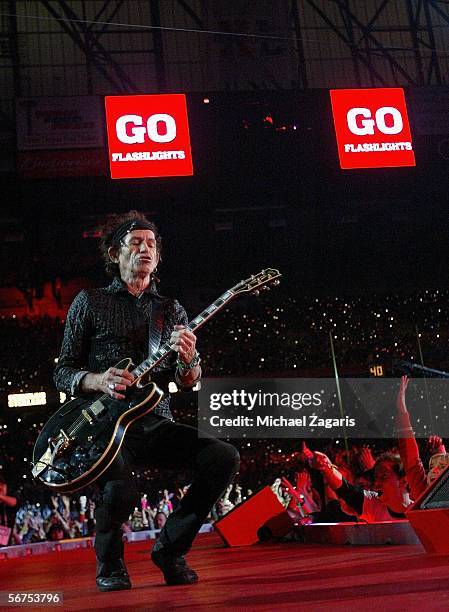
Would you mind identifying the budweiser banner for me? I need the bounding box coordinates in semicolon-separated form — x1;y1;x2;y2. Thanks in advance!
16;96;104;150
17;149;107;178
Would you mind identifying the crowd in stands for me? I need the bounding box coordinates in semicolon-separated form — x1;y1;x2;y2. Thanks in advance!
0;315;62;394
6;482;254;546
1;288;449;393
200;288;449;376
2;288;449;544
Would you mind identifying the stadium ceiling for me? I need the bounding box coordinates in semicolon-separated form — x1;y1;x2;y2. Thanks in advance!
1;0;448;109
297;0;445;87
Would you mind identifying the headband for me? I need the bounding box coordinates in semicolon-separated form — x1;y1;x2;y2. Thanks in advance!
111;220;155;245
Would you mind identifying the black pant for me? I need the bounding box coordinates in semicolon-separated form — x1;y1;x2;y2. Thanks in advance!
94;413;240;565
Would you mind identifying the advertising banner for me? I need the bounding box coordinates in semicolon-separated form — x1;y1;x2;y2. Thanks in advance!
17;148;106;178
16;96;104;150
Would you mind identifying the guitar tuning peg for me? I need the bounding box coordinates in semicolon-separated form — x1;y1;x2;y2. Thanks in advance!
261;285;270;291
273;280;280;286
253;290;260;296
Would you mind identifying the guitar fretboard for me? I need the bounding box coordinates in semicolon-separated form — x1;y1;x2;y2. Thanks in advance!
131;290;234;379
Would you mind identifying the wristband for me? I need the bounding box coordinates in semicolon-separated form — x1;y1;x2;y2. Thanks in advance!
175;361;201;388
176;350;201;371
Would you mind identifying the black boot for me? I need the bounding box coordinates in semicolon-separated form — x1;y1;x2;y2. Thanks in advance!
96;559;132;592
151;547;198;586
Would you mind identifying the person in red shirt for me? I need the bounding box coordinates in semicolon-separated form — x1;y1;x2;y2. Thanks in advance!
395;375;448;498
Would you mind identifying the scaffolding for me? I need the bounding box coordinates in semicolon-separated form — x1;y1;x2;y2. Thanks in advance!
0;0;449;121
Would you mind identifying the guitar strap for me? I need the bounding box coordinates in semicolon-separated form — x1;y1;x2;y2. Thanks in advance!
148;297;164;359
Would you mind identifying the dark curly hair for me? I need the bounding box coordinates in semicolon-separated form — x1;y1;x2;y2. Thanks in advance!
99;210;162;277
375;452;405;479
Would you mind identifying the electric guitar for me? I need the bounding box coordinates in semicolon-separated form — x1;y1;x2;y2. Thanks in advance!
32;269;281;493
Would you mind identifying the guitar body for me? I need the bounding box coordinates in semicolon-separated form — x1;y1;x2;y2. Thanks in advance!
32;359;164;493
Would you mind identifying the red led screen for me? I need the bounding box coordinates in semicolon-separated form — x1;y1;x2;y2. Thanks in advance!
105;94;193;179
330;88;416;169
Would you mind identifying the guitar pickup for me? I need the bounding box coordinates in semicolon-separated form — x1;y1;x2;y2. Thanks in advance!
90;399;107;417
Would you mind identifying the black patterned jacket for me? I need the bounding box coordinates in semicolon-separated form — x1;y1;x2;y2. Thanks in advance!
54;276;190;419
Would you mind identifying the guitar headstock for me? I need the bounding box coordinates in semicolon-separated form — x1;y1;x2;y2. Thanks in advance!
231;268;281;296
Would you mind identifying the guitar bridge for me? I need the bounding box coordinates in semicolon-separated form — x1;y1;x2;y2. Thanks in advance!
32;447;53;478
31;430;71;478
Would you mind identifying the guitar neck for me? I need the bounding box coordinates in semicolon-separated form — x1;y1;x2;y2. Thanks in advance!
131;289;235;380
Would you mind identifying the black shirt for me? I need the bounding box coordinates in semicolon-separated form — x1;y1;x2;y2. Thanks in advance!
0;501;18;530
54;277;190;419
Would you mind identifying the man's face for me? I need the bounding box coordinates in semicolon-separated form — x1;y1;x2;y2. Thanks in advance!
155;512;167;529
374;460;408;511
110;229;159;280
0;482;7;496
50;527;64;541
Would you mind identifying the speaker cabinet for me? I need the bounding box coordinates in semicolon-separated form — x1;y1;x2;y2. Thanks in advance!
214;486;294;547
407;464;449;553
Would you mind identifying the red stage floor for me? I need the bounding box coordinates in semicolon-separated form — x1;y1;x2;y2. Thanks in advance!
1;532;449;611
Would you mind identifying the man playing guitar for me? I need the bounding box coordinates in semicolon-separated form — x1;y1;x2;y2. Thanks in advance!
54;210;240;591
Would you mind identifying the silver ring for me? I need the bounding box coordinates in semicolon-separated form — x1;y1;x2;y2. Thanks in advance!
108;383;115;391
